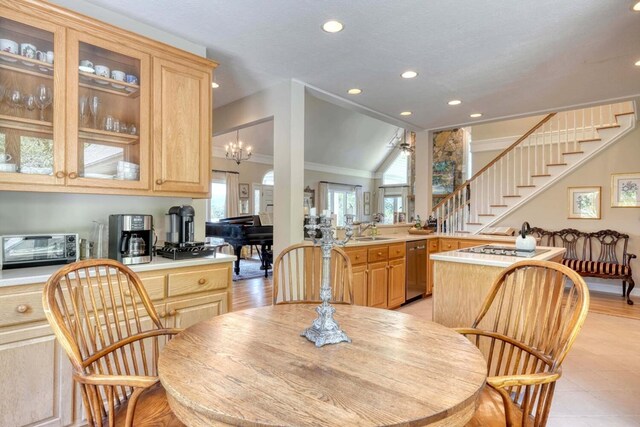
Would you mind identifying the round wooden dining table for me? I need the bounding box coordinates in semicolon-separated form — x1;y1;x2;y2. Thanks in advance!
158;304;487;427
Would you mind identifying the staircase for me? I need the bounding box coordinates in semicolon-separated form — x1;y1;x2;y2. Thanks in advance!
432;101;636;234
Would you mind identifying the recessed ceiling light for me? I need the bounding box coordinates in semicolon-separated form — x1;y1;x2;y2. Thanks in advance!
448;99;462;106
322;20;344;33
211;82;219;89
633;1;640;11
347;88;362;95
635;59;640;67
400;111;412;116
470;113;483;118
401;70;418;79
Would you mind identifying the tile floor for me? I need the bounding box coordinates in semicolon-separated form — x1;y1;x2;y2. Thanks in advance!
398;298;640;427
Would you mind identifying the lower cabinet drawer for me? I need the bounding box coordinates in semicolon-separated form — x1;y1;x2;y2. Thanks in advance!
0;291;46;327
428;239;440;252
368;246;389;263
345;248;368;266
168;265;231;297
439;239;459;252
388;243;406;260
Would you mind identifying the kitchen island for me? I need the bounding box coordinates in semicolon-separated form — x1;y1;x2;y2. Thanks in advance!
431;244;565;328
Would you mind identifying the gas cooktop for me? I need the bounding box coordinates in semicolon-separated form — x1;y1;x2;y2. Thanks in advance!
459;245;549;258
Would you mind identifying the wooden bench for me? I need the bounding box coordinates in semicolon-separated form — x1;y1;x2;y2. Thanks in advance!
531;227;637;305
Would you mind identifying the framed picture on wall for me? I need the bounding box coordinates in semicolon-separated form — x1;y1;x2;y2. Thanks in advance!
304;186;315;209
364;203;371;216
611;173;640;207
432;160;455;195
568;186;601;219
239;183;250;199
364;191;370;204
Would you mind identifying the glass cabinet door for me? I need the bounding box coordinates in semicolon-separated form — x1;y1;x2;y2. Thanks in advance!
0;12;65;185
66;30;149;189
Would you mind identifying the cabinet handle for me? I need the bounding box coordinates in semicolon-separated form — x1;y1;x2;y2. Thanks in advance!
198;278;206;285
159;311;167;318
156;179;164;185
169;309;177;316
377;252;383;256
68;172;78;179
55;171;66;179
16;304;29;314
355;255;360;259
124;290;131;297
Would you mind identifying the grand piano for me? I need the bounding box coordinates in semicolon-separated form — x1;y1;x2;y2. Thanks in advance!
205;215;273;277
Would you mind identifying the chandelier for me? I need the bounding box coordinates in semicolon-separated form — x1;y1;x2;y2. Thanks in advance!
225;130;252;165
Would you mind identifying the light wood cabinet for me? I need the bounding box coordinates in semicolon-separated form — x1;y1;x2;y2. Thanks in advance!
153;58;211;195
0;260;232;427
367;261;388;308
0;0;216;197
387;258;406;309
352;264;367;306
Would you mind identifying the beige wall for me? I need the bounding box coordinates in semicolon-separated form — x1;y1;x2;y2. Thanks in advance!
493;123;640;295
472;115;545;141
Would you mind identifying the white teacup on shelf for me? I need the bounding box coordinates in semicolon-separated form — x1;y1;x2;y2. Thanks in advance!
79;59;94;73
20;43;36;66
0;153;12;163
0;39;19;62
111;70;125;89
94;65;110;84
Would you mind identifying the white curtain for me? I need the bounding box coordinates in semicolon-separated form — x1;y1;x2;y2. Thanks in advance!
317;182;328;212
355;186;363;221
225;172;239;218
377;187;385;217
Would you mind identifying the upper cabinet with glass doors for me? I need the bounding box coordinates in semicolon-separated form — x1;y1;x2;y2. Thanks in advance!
0;1;216;197
0;12;65;186
65;30;150;190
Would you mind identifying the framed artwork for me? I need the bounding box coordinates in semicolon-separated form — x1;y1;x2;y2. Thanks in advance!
432;160;456;195
364;203;371;216
303;186;315;209
568;186;601;219
363;191;371;215
611;173;640;207
239;183;250;199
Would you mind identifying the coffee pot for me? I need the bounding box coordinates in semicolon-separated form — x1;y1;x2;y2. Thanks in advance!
127;234;146;256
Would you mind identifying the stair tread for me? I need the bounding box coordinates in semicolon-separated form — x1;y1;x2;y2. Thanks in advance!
503;195;522;198
490;204;508;207
478;214;495;216
596;124;620;130
547;163;567;166
517;185;536;188
615;111;635;117
562;151;584;155
466;222;483;225
531;174;551;177
578;138;601;143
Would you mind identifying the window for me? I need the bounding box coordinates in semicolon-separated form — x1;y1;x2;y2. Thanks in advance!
328;187;356;226
262;170;274;185
382;153;408;185
383;195;404;224
209;181;226;222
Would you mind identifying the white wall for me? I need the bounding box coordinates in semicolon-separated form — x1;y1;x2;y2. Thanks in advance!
493;124;640;296
213;80;305;254
0;0;212;243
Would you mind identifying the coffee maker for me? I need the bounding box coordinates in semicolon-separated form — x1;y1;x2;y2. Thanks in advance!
165;205;197;247
108;214;153;265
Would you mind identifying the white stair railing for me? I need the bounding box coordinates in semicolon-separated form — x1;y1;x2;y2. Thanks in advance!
433;101;634;234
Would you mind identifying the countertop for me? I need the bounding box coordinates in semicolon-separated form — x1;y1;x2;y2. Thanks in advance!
342;232;519;247
0;254;237;288
430;244;565;268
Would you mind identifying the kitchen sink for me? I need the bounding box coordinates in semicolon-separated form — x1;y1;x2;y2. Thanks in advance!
354;237;394;241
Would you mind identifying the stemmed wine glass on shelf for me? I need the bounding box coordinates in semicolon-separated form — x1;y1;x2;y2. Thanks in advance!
23;94;36;118
8;86;22;116
34;84;52;122
79;95;88;126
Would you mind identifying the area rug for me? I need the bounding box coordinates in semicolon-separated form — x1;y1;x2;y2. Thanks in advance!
233;259;272;281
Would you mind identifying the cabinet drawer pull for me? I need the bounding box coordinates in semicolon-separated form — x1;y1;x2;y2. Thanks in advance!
169;309;177;316
355;255;360;259
159;311;167;318
68;172;78;179
16;304;29;313
55;171;66;178
124;290;131;297
198;278;206;285
156;179;164;185
377;252;383;256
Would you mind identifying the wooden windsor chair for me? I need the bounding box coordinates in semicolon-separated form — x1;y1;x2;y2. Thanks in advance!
42;259;184;427
457;260;590;427
273;243;354;304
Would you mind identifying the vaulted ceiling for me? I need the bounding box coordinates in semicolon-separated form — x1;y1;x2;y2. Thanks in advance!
84;0;640;130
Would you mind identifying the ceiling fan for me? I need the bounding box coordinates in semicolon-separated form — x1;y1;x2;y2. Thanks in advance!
387;128;414;156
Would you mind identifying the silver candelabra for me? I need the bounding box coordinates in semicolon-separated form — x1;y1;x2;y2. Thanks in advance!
301;213;354;347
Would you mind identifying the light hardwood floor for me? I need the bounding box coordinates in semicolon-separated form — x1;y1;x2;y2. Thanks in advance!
232;278;640;426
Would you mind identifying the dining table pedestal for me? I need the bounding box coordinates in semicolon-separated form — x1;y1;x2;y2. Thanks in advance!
159;304;487;427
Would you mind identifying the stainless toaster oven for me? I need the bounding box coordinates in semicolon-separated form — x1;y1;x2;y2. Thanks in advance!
0;234;79;270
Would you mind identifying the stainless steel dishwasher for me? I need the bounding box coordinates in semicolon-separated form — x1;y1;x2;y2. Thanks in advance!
406;240;427;302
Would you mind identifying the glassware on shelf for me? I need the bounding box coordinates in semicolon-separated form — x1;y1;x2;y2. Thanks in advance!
23;94;36;118
0;84;5;104
8;86;22;115
34;84;52;121
89;95;100;129
79;95;88;125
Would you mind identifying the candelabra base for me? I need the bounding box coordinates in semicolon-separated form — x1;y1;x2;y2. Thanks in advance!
301;303;351;347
